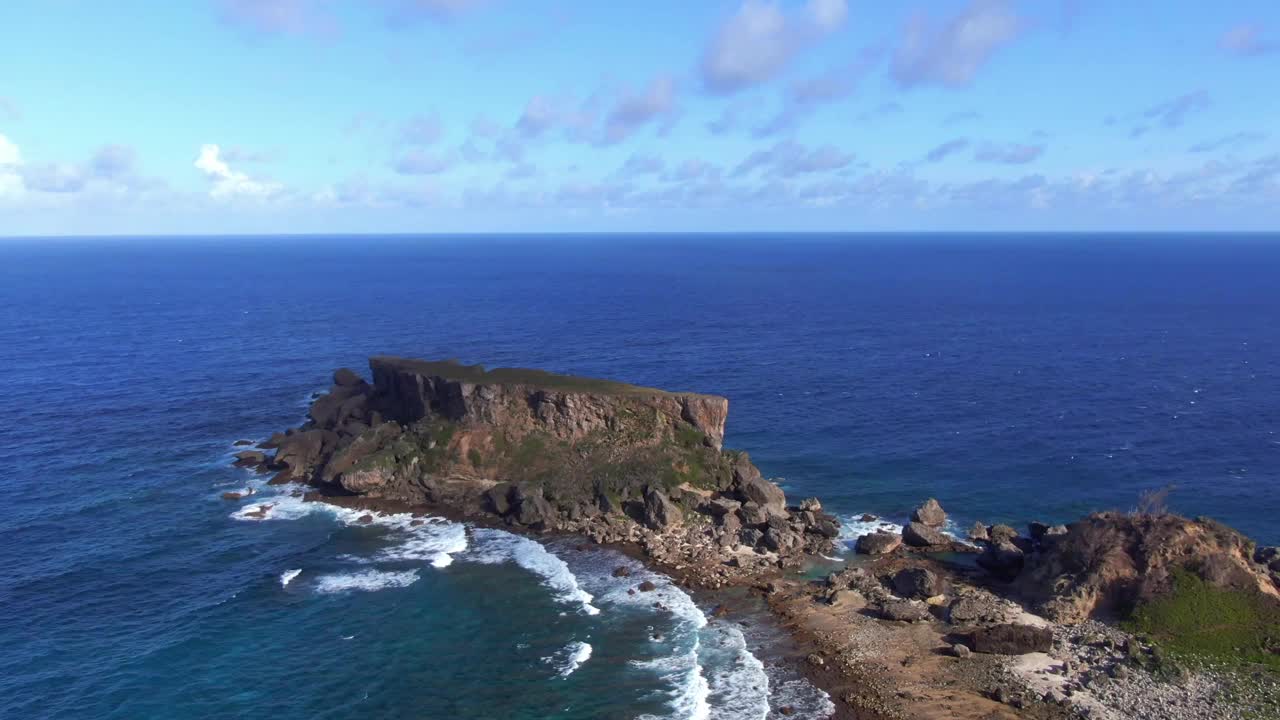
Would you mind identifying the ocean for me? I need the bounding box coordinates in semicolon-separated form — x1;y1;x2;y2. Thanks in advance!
1;233;1277;719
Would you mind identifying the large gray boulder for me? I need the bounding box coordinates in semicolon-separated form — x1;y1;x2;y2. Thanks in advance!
971;623;1052;655
912;498;947;527
512;485;557;530
902;521;948;547
642;486;683;530
891;567;946;599
856;531;902;555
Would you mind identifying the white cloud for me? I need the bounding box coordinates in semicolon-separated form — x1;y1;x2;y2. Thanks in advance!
0;133;24;200
891;0;1024;88
195;144;282;199
603;75;678;144
701;0;848;94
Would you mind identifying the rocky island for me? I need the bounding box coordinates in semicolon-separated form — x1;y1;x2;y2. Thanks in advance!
235;357;1280;720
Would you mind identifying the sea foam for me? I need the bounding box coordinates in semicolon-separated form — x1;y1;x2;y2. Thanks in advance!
543;641;593;677
314;569;419;594
465;529;600;615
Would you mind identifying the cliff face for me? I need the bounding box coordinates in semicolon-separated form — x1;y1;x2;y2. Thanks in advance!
254;358;840;564
367;356;729;450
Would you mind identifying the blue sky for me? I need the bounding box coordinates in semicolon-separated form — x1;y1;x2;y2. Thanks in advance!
1;0;1278;235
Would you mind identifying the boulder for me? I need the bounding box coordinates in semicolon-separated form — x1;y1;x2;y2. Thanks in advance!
739;527;764;547
612;566;632;578
988;524;1019;544
912;498;947;527
807;513;842;539
762;525;802;554
272;429;338;480
878;600;929;622
637;580;657;592
828;589;867;611
233;439;254;447
977;540;1026;580
948;595;1007;625
642;486;683;530
704;497;741;517
221;491;245;501
968;521;989;542
799;497;822;512
512;486;557;530
952;644;972;659
734;460;786;516
902;521;948;547
232;450;266;468
971;623;1053;655
856;531;902;555
1028;522;1050;540
333;368;363;387
483;483;513;516
891;567;946;599
737;501;770;526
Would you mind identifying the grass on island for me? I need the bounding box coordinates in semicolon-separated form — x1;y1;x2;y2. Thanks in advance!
370;356;714;397
1126;569;1280;673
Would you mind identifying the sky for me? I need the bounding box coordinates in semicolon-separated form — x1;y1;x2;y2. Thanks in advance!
1;0;1278;235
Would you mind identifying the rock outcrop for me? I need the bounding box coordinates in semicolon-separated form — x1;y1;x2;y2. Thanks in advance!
1016;511;1280;623
256;358;840;568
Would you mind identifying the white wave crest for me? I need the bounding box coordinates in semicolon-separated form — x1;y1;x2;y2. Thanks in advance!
634;636;711;720
314;569;419;594
703;623;770;720
465;529;600;615
280;568;302;587
544;641;593;678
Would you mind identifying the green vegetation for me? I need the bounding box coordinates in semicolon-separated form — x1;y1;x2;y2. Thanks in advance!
1126;569;1280;673
371;356;712;397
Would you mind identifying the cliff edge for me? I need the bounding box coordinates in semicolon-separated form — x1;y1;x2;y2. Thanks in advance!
248;358;840;572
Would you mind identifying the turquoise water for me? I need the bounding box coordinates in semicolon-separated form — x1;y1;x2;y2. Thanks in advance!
2;234;1278;718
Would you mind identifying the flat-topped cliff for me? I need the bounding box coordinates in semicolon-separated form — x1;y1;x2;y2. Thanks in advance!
251;358;840;569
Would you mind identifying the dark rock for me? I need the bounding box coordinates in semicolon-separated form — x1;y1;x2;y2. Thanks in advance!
333;368;363;387
221;491;245;501
740;527;764;547
409;519;425;526
902;521;948;547
356;514;374;524
734;458;786;516
855;531;902;555
808;513;842;539
642;486;683;530
971;623;1053;655
988;524;1019;544
512;485;557;530
878;600;929;622
1029;522;1050;540
232;450;267;468
948;595;1006;625
704;497;741;517
637;580;657;592
912;498;947;527
233;439;254;447
891;567;945;599
977;540;1025;580
597;492;618;515
762;526;802;554
737;501;770;526
483;483;513;516
859;513;878;522
968;521;989;542
612;566;632;578
272;429;338;480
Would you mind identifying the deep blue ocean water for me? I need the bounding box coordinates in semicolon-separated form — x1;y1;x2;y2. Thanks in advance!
1;233;1278;719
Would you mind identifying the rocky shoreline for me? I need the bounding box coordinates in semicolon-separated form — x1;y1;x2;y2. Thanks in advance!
231;358;1280;719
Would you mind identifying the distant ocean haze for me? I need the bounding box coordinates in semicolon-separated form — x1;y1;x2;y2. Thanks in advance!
0;232;1277;718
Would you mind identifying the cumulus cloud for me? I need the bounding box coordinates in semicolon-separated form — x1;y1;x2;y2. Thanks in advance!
926;138;970;162
90;145;137;178
974;142;1044;164
1220;23;1275;57
195;144;282;199
603;76;677;144
701;0;849;95
890;0;1024;89
1142;90;1210;129
755;49;879;137
0;133;24;200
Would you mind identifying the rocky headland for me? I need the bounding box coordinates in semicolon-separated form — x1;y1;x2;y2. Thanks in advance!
234;358;1280;719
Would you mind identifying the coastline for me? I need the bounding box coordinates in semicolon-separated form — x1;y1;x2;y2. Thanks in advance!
227;358;1280;719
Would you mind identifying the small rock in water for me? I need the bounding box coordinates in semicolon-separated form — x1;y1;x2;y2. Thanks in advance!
637;580;657;592
859;513;878;522
221;492;244;501
911;498;947;527
357;514;374;524
612;565;632;578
